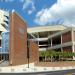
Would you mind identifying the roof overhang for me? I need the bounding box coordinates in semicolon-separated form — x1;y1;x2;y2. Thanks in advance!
27;25;67;33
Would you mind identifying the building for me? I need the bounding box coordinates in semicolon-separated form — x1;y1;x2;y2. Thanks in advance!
27;25;67;51
0;9;9;30
0;10;8;62
48;27;75;60
0;9;75;66
0;10;39;66
0;25;7;47
28;25;75;60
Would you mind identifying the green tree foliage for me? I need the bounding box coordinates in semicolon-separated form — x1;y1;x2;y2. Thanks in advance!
39;51;46;57
39;50;75;62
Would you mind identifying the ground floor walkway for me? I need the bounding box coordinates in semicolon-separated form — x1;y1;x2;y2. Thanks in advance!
0;61;74;73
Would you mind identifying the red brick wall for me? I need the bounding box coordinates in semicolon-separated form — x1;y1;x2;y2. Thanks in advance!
29;40;39;63
62;31;71;43
9;12;28;66
62;46;72;52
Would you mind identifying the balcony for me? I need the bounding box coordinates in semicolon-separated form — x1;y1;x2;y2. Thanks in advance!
36;38;48;41
48;42;72;50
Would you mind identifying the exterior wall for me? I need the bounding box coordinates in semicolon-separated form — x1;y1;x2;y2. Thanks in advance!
0;10;9;28
62;46;72;52
62;31;71;43
9;12;28;66
29;40;39;63
73;31;75;41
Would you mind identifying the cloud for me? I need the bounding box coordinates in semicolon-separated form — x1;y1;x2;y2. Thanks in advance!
21;0;36;15
34;0;75;27
28;10;33;15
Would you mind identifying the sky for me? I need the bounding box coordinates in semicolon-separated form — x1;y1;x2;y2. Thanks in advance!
0;0;75;27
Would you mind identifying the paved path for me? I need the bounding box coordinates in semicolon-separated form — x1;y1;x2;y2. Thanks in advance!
0;69;75;75
0;63;75;73
0;61;9;67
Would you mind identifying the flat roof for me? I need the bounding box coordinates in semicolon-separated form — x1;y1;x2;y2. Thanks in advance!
27;25;68;33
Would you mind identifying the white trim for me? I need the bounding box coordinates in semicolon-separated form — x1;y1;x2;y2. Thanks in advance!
27;25;67;33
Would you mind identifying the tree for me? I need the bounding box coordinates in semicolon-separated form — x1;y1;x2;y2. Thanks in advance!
39;50;75;62
39;51;46;61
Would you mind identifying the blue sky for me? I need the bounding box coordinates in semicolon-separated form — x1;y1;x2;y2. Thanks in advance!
0;0;56;27
0;0;75;27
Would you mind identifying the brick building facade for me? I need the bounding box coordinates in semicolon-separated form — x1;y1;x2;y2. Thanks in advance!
9;12;39;66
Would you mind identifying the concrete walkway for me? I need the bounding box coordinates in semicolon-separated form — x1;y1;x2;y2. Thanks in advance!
0;63;75;73
0;61;9;67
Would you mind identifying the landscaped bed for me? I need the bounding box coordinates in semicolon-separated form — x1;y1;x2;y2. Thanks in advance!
37;50;75;67
35;61;75;67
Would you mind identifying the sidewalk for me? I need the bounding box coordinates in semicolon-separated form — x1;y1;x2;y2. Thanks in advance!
0;63;75;73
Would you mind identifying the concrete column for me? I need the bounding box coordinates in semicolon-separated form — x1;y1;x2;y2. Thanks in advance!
71;30;75;60
61;34;62;44
48;39;50;47
61;47;63;52
48;32;50;47
37;32;39;45
51;38;52;47
71;30;74;52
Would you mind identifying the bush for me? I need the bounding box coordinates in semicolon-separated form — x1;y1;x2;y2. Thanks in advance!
39;50;75;62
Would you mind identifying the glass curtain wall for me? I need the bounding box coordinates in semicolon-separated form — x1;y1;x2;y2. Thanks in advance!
1;31;9;61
